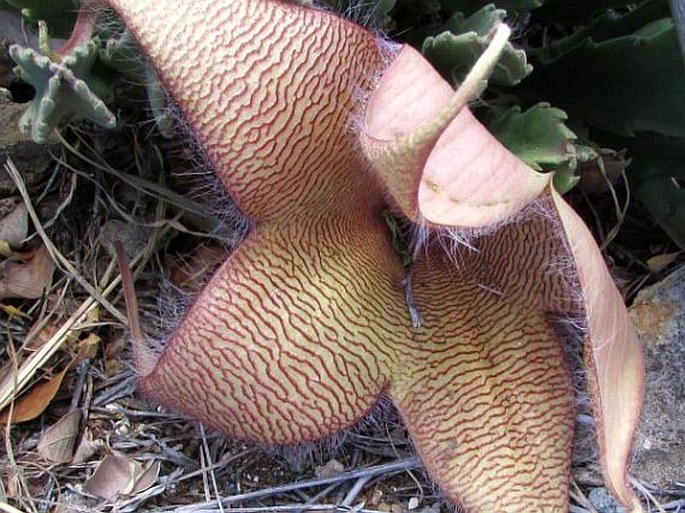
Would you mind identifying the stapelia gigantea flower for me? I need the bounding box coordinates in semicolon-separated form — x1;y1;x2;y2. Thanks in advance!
99;1;644;511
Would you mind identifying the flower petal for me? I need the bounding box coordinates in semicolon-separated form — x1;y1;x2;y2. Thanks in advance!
388;200;578;512
360;30;549;228
138;213;401;443
105;0;383;221
552;191;644;512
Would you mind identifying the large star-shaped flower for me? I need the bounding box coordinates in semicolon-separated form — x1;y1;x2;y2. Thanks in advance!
100;1;644;511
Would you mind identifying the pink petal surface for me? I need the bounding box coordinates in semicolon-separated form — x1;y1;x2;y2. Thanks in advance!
100;1;645;511
552;192;645;512
361;44;549;228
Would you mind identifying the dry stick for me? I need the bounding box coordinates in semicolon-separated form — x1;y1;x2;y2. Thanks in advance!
198;424;226;513
295;483;345;512
57;131;226;228
199;442;212;502
176;457;421;512
340;475;373;507
176;506;379;513
600;168;631;251
0;284;99;411
569;480;598;513
114;241;143;342
630;477;667;513
0;502;28;513
660;499;685;510
169;449;257;485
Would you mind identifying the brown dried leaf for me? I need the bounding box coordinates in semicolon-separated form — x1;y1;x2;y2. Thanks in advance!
26;322;60;351
75;333;101;363
37;409;82;463
168;242;225;291
131;460;161;494
0;240;11;257
0;367;68;424
84;455;160;500
314;459;344;478
0;203;28;250
647;252;681;273
0;244;55;299
84;455;136;500
86;306;100;323
72;427;105;464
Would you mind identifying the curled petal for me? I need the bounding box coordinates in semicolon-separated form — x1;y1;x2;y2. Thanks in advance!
552;192;645;512
361;26;549;227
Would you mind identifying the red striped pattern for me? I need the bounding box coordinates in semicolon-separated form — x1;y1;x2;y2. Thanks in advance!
106;0;383;221
107;1;582;511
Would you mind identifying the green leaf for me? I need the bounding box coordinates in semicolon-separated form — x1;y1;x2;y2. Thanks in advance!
404;0;442;15
486;103;576;171
623;134;685;250
534;0;639;23
422;4;532;86
529;3;685;137
439;0;543;15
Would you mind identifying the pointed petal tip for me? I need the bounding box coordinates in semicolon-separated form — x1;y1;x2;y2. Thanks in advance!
551;191;645;511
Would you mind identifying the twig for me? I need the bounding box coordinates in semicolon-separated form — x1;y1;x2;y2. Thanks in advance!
661;498;685;510
114;241;143;342
173;505;382;513
199;424;226;513
296;483;344;512
340;475;372;507
168;449;256;485
57;131;228;233
630;477;667;513
0;502;28;513
69;358;91;410
175;457;420;512
0;165;129;410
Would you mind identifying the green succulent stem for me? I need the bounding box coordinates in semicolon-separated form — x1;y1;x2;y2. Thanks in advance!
37;21;58;60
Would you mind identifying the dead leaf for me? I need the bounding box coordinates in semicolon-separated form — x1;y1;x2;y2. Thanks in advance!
75;333;101;363
0;303;30;318
314;459;344;478
85;455;135;500
579;148;630;194
0;367;68;424
647;252;681;273
84;455;160;500
86;306;100;324
26;322;59;351
0;240;12;257
168;243;225;291
72;427;105;464
131;460;161;494
0;244;55;299
37;409;82;463
0;203;28;251
104;336;126;376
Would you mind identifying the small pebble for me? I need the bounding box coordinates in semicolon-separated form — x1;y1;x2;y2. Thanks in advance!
588;487;626;513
